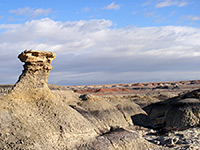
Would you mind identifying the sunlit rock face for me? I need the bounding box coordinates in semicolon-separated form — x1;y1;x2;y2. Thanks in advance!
11;50;56;100
18;49;56;83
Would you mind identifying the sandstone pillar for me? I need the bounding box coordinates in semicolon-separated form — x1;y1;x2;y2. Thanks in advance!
10;50;56;100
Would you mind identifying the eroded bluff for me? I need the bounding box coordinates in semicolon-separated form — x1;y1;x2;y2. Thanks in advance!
144;90;200;132
0;50;167;150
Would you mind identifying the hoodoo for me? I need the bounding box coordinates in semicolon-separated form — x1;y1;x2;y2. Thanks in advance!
18;50;56;82
10;50;56;99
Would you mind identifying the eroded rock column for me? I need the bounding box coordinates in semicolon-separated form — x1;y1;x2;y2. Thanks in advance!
10;50;56;100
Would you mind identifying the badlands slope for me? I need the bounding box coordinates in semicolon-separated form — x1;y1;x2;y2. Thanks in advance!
0;50;200;150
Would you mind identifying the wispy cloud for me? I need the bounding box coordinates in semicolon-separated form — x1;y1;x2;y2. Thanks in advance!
0;18;200;85
9;7;52;18
186;15;200;21
144;11;155;17
103;2;121;10
132;11;137;15
0;16;4;19
142;1;152;6
155;0;188;8
169;10;176;16
81;7;90;12
143;10;165;23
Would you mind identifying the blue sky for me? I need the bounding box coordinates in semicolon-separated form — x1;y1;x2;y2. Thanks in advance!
1;0;200;27
0;0;200;85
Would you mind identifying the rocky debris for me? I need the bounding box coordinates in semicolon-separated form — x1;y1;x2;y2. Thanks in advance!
144;127;200;149
79;128;169;150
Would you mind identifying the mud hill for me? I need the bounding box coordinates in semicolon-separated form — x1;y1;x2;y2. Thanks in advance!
1;50;200;149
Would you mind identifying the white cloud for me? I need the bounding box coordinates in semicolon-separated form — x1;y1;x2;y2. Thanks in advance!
0;18;200;85
9;7;52;18
155;0;188;8
103;2;121;10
